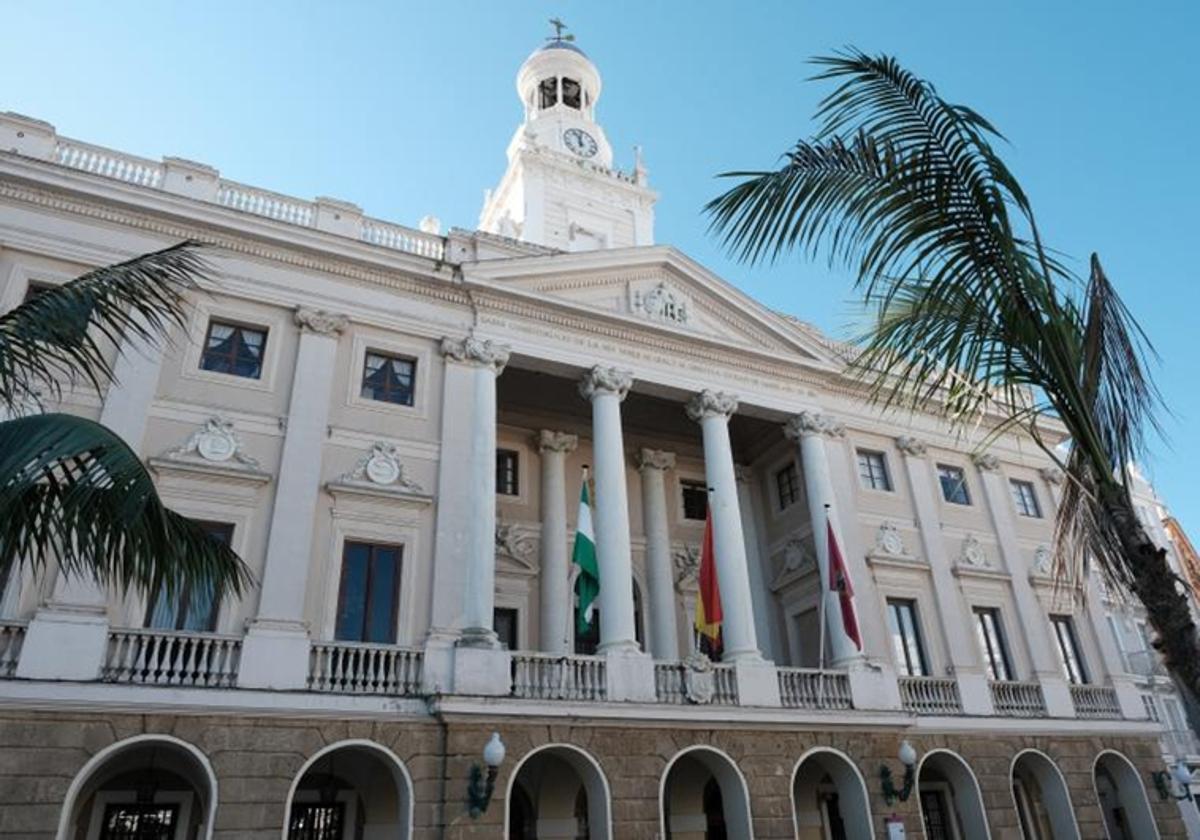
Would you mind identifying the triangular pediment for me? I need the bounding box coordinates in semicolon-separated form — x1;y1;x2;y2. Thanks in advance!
463;245;840;367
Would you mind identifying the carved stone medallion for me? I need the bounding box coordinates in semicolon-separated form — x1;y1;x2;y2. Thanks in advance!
876;522;906;556
167;416;259;468
683;651;716;704
960;534;989;568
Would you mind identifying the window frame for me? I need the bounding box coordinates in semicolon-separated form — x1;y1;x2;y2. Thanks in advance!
145;520;233;633
936;463;972;506
680;479;708;522
973;606;1015;681
360;348;417;407
496;449;520;497
334;540;403;644
775;461;801;510
856;449;894;492
1050;614;1089;684
493;606;520;650
198;318;269;380
1010;479;1043;518
886;598;929;677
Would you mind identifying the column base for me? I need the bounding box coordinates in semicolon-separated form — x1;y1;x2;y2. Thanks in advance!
237;622;310;690
458;626;500;649
15;608;108;681
453;645;512;696
421;628;458;694
955;669;996;716
1038;673;1076;717
604;649;656;702
847;660;903;711
734;659;780;707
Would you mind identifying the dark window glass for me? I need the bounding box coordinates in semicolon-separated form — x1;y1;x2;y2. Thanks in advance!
22;281;54;303
574;581;642;654
494;607;519;650
1051;615;1088;684
887;599;928;676
937;464;971;505
562;77;582;108
974;607;1014;681
361;351;415;406
200;320;267;379
496;449;519;496
288;802;344;840
776;463;800;509
335;541;402;643
99;803;178;840
681;480;708;521
857;450;893;491
1011;480;1043;518
539;77;558;108
146;521;232;632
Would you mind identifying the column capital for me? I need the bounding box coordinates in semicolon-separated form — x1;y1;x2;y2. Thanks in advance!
637;448;676;472
783;410;844;441
894;435;928;457
972;453;1001;472
440;335;510;373
1039;466;1065;485
686;389;738;422
536;429;578;454
579;365;633;401
294;306;349;336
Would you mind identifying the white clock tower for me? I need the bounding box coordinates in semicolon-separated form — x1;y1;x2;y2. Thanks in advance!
480;25;657;252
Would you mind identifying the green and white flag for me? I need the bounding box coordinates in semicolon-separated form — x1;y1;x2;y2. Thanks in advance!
572;477;600;632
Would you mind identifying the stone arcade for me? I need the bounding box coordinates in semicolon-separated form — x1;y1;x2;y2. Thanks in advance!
0;28;1196;840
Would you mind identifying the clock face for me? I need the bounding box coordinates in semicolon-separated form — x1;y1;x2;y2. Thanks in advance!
563;128;599;158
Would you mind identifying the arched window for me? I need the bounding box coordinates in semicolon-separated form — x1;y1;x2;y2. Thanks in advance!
539;78;557;109
562;78;582;109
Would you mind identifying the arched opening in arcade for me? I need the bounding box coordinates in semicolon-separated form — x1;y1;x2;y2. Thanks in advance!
506;744;611;840
790;748;873;840
1010;749;1079;840
285;740;413;840
56;734;216;840
660;746;752;840
916;750;989;840
1093;750;1158;840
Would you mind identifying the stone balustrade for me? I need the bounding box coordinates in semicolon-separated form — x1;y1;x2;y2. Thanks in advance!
777;667;852;710
654;660;739;706
1070;684;1122;719
101;628;241;688
511;652;607;702
0;621;26;678
307;641;423;696
899;676;963;715
990;680;1048;717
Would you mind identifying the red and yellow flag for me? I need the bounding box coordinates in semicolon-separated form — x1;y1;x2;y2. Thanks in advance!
694;507;723;653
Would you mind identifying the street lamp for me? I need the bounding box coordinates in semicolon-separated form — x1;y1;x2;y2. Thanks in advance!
881;740;918;805
1154;761;1194;801
467;732;507;818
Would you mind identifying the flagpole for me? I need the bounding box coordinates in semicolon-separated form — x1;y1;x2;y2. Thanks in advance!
817;504;830;706
568;465;590;653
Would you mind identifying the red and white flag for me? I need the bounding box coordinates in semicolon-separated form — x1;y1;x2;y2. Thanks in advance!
827;519;862;651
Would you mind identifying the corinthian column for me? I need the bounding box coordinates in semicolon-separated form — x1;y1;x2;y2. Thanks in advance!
537;430;578;654
239;307;348;690
637;448;679;660
579;366;639;654
687;390;761;662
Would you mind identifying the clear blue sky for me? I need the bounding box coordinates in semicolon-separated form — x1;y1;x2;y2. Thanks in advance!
4;2;1198;529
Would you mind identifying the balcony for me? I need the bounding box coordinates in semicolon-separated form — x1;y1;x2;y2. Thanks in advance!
1124;649;1168;679
777;668;853;710
899;676;963;715
0;621;26;678
307;641;423;696
511;652;607;702
990;680;1048;717
1070;684;1122;719
102;628;241;688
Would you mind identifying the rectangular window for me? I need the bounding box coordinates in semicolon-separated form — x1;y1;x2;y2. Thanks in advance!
335;541;402;644
361;350;416;406
496;449;519;496
99;803;178;840
775;463;800;510
494;607;519;650
1050;615;1088;684
681;480;708;521
561;77;582;109
973;607;1014;681
887;599;928;676
1010;479;1043;518
1106;615;1128;670
856;449;893;491
937;464;971;505
146;521;232;632
199;319;267;379
538;77;558;108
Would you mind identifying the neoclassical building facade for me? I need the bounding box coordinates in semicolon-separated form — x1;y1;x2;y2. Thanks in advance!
0;33;1196;840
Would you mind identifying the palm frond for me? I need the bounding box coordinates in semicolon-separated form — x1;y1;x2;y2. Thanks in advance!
0;242;207;413
0;412;252;599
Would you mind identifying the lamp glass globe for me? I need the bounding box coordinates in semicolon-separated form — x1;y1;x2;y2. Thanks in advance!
898;740;917;768
483;732;506;768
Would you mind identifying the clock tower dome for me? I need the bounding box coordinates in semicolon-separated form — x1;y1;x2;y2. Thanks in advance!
479;25;657;252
